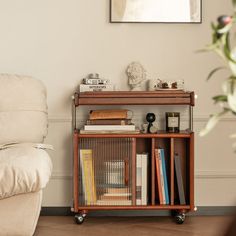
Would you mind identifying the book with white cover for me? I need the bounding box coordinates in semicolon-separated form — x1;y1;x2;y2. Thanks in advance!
79;84;114;92
84;125;135;131
136;154;142;205
141;153;148;205
80;129;140;134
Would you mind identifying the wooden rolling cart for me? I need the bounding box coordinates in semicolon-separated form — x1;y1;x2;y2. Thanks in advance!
72;91;195;224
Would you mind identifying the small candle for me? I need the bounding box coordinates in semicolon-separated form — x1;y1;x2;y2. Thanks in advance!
165;112;180;133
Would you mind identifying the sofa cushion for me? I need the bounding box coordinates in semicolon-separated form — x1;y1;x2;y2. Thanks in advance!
0;146;52;199
0;74;48;144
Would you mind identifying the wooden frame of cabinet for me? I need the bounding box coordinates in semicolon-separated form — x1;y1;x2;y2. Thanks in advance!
72;91;195;224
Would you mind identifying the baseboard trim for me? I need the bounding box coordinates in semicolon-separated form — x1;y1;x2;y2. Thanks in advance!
40;206;236;216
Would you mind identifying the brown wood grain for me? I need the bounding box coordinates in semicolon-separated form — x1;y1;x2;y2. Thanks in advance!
170;138;175;205
151;138;155;205
77;97;192;106
73;131;79;212
190;133;195;211
77;205;191;210
77;131;192;139
74;91;195;106
132;138;136;206
73;91;195;213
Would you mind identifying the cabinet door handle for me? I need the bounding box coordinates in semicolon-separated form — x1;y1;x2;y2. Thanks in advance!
124;160;129;186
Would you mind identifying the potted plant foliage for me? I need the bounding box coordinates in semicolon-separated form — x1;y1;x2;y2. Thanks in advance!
200;0;236;146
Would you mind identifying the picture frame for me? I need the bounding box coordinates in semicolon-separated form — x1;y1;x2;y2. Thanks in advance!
110;0;202;24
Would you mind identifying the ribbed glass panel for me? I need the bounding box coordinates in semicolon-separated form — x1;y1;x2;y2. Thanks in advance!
79;138;133;206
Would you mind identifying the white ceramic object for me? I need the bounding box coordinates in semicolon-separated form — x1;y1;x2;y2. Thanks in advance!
126;62;146;91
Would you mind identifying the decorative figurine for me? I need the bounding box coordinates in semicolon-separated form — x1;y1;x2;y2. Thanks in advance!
126;62;147;91
146;113;158;133
155;79;185;90
141;123;149;134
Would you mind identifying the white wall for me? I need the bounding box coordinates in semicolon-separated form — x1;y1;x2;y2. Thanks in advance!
0;0;236;207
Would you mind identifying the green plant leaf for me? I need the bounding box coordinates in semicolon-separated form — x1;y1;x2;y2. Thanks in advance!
223;33;236;63
233;0;236;11
212;95;228;103
211;22;217;30
199;109;229;136
217;22;233;34
207;67;226;81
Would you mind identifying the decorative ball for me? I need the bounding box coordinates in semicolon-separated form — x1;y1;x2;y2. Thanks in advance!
146;113;156;123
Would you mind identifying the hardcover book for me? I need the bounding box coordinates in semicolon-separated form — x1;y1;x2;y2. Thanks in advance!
79;84;114;92
174;154;186;205
79;129;140;134
86;119;132;125
80;149;97;205
141;153;148;205
158;149;166;204
84;125;135;131
160;149;169;205
136;154;142;205
155;149;164;205
89;109;133;120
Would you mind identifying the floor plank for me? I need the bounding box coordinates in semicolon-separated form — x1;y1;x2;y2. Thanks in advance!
35;216;232;236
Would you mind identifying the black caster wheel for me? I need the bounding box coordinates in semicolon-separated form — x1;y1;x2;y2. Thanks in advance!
175;213;186;224
74;214;85;224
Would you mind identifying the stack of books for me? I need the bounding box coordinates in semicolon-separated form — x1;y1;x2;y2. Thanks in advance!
155;148;169;205
80;109;139;134
79;73;114;92
98;160;132;205
97;187;132;206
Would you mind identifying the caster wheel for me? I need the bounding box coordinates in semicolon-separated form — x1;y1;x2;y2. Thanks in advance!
175;213;185;224
75;214;85;224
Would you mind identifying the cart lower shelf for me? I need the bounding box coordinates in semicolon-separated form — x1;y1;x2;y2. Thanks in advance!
73;205;192;225
74;205;191;210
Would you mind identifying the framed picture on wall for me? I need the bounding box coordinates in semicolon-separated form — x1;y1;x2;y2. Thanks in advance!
110;0;202;23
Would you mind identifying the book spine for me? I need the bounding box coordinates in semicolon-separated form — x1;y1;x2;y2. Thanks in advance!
89;109;131;120
79;84;114;92
80;149;96;205
86;119;131;125
84;125;135;131
155;149;163;205
136;154;142;205
79;130;140;134
141;153;148;205
80;151;86;205
174;154;186;205
161;149;169;205
158;149;166;204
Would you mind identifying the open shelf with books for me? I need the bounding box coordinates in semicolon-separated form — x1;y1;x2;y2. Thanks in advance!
72;91;195;225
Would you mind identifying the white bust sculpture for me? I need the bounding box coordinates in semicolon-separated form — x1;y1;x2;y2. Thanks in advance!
126;62;146;91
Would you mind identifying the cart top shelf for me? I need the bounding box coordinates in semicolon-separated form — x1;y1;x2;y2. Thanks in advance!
74;91;195;106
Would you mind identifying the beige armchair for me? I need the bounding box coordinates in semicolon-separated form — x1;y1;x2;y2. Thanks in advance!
0;74;52;236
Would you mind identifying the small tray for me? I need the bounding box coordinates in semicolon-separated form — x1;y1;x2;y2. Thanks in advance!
155;88;184;91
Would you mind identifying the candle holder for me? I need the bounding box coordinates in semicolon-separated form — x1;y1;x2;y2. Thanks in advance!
166;112;180;133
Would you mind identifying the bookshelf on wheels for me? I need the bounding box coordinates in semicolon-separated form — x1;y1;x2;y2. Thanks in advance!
72;91;195;224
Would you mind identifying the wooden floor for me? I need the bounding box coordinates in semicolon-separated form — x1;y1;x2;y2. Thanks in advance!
34;216;232;236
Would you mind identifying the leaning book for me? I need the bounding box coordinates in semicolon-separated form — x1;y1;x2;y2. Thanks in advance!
174;154;186;205
80;149;97;205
